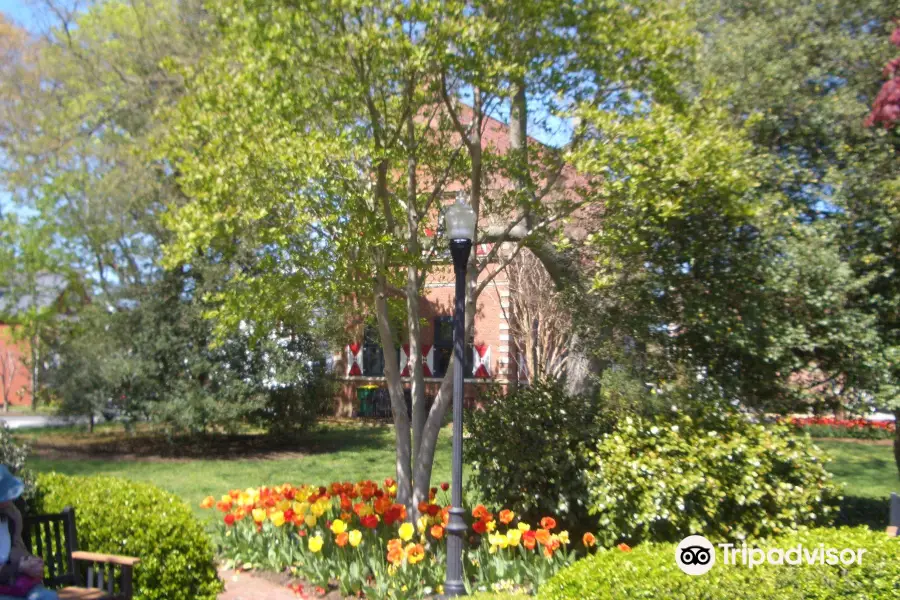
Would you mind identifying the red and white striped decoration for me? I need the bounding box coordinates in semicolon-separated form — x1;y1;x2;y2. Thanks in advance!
400;344;434;377
346;343;363;376
472;344;492;378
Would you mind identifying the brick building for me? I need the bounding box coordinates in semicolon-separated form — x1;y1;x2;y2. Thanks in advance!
332;109;588;417
0;273;75;408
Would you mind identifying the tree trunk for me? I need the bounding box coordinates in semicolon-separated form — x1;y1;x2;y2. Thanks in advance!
375;269;414;511
30;335;39;410
405;109;428;471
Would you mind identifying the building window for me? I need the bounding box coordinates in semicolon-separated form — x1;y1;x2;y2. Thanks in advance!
362;326;384;376
432;317;474;377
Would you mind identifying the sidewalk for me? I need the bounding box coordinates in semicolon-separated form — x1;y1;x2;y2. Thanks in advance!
217;568;301;600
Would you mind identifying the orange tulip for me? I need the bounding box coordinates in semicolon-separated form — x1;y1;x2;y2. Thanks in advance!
335;532;349;548
498;509;515;525
430;525;444;539
540;517;557;530
618;543;632;553
582;532;597;548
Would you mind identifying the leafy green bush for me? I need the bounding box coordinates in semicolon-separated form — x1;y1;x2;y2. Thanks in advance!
33;473;222;600
0;423;37;506
540;527;900;600
465;379;612;532
585;414;841;545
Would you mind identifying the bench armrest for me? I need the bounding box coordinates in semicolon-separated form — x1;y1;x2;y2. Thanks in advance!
72;551;140;567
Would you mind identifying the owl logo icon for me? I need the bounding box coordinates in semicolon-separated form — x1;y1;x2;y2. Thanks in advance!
675;535;716;575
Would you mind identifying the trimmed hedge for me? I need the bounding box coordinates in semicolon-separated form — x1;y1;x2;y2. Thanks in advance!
33;473;222;600
539;527;900;600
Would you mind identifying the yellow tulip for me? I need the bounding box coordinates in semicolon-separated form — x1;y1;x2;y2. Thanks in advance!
308;535;324;553
252;509;267;524
558;531;570;545
220;494;232;504
507;529;522;547
417;516;428;534
270;511;285;527
305;514;317;528
276;499;291;512
486;520;497;533
331;519;348;535
348;530;362;547
398;522;415;542
517;522;531;532
295;501;310;516
311;502;326;518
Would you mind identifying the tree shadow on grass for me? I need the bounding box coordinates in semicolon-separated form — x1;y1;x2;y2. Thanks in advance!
833;495;891;531
25;420;396;461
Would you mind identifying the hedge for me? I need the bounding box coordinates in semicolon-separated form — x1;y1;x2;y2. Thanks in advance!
33;473;222;600
539;527;900;600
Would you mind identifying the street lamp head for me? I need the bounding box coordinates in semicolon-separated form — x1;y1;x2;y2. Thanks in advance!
445;192;476;242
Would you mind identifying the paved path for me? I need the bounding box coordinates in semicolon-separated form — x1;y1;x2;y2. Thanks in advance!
217;568;302;600
0;415;87;429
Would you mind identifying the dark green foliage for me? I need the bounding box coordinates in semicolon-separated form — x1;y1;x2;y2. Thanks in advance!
697;0;900;412
585;414;841;545
33;472;222;600
0;423;36;505
46;268;330;434
464;380;612;532
540;527;900;600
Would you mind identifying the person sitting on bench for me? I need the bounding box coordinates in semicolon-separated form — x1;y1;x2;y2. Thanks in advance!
0;466;57;600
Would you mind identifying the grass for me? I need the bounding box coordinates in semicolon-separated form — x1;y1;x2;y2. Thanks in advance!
19;421;455;520
16;423;899;527
814;439;897;499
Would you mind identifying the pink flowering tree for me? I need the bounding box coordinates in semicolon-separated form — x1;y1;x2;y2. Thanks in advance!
865;21;900;128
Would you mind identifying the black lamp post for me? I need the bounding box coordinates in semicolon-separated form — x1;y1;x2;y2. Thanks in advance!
443;192;476;597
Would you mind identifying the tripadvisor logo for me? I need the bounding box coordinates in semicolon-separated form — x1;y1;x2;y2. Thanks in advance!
675;535;867;576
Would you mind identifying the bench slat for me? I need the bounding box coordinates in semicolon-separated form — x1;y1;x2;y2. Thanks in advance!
72;551;140;568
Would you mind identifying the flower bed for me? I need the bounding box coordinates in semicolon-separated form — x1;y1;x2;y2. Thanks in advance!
202;479;604;598
787;416;895;440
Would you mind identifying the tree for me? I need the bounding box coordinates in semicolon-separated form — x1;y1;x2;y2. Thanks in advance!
504;251;572;384
158;0;696;513
0;347;22;413
696;0;899;468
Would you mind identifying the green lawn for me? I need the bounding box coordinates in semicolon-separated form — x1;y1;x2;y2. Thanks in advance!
21;422;455;520
814;439;898;499
18;424;898;526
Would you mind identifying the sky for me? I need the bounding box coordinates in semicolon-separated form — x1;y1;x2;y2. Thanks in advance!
0;1;43;31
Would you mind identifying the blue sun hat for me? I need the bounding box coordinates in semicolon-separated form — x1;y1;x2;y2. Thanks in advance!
0;466;24;503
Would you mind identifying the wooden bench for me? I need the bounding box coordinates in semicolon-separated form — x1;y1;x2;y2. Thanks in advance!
22;507;140;600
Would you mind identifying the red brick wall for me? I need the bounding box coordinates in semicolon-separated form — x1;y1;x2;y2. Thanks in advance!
0;325;32;407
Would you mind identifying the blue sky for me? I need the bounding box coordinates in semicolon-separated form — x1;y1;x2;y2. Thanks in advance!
0;1;43;31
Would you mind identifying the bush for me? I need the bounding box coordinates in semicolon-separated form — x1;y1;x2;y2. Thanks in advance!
539;527;900;600
465;380;612;533
585;413;841;546
0;423;37;506
33;473;222;600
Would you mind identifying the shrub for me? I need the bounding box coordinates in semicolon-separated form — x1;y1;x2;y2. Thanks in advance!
465;380;612;533
539;527;900;600
0;423;37;506
585;413;841;546
33;473;222;600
